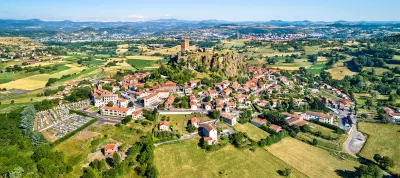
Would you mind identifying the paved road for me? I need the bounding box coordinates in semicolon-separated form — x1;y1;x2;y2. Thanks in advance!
80;109;121;125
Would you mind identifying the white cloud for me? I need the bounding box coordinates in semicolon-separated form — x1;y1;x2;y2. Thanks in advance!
127;14;148;20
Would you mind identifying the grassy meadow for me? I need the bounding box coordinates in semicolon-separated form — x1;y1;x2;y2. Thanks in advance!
266;138;360;178
234;123;270;141
155;139;307;178
358;122;400;174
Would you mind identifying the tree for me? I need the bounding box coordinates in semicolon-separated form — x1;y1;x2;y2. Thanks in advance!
106;101;114;107
209;110;221;120
8;167;24;178
31;132;42;147
128;101;134;107
186;124;197;133
229;132;248;148
112;153;121;167
81;167;99;178
312;138;318;145
301;125;311;132
355;164;383;178
121;115;132;125
11;100;14;104
374;154;395;170
366;98;373;107
278;168;291;176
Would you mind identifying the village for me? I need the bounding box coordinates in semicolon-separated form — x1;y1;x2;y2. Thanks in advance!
32;39;362;153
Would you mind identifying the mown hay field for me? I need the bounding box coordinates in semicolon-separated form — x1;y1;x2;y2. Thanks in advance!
358;122;400;174
155;139;307;178
266;138;359;178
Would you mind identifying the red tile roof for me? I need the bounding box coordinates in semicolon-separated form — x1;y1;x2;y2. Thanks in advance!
251;118;267;125
103;106;129;112
191;117;200;123
160;121;170;126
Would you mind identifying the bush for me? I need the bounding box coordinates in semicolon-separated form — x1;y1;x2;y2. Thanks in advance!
278;168;291;176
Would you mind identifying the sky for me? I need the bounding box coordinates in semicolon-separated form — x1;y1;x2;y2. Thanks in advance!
0;0;399;22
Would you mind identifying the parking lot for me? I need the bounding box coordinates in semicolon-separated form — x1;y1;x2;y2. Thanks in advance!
47;114;92;138
35;100;91;139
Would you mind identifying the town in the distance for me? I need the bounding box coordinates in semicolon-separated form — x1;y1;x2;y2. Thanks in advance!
1;7;400;178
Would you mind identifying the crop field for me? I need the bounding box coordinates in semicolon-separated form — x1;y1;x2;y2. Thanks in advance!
155;139;307;178
234;123;270;141
82;59;105;66
269;61;313;70
125;55;164;60
308;62;327;74
126;59;158;69
358;122;400;174
394;55;400;60
267;138;359;178
0;64;86;90
56;67;99;83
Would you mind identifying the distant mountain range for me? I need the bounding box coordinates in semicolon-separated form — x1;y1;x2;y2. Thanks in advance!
0;18;399;32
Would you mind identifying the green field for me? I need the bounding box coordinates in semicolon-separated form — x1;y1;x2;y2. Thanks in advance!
267;138;360;178
358;122;400;174
82;59;105;66
234;123;270;141
155;139;307;178
127;59;156;69
56;67;99;83
308;62;327;74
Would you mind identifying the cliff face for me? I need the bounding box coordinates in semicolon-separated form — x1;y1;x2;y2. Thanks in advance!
170;50;245;77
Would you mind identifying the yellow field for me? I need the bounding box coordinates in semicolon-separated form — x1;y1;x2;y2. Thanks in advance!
0;64;86;90
327;67;357;80
125;55;164;60
394;55;400;60
234;123;270;141
267;138;359;178
104;62;135;75
326;60;357;80
155;139;307;178
116;49;128;54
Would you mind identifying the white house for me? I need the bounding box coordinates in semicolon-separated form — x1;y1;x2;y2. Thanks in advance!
202;123;218;145
301;111;333;124
190;101;198;110
101;106;134;117
190;117;200;128
158;121;170;131
117;98;129;108
221;114;237;126
132;110;143;120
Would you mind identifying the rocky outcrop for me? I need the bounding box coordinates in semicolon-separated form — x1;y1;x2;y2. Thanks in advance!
170;50;245;77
